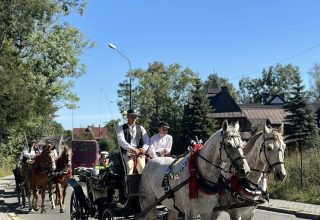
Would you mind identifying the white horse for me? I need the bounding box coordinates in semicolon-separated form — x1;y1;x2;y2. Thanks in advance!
138;120;250;220
211;123;287;220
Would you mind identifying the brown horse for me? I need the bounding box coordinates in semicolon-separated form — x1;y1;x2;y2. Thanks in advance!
49;145;72;213
24;146;56;213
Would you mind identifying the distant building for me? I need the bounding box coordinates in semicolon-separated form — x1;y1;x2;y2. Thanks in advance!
72;126;109;141
186;79;288;140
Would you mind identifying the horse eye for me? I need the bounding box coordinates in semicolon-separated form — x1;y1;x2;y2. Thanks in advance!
267;147;272;151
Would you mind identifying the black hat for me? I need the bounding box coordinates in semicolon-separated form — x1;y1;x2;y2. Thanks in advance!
127;109;139;117
46;139;53;144
159;121;170;129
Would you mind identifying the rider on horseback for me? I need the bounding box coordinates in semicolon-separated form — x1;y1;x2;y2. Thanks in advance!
22;138;41;163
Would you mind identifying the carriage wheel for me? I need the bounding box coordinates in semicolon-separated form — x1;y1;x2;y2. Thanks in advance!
100;209;115;220
70;191;88;220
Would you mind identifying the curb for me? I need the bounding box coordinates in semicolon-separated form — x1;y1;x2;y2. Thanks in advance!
257;205;320;220
0;185;5;204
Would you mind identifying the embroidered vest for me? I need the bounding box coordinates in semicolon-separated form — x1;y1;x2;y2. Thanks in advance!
121;124;143;154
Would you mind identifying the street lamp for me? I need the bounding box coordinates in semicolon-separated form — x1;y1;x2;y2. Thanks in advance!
108;43;132;109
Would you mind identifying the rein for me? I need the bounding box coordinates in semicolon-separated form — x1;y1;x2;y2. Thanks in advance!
220;133;246;173
251;132;285;174
229;131;286;203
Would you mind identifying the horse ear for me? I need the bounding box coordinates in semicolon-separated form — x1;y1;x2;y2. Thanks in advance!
278;123;284;135
222;120;228;132
234;121;240;132
263;123;269;133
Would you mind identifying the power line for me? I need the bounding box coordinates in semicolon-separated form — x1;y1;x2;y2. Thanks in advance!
231;42;320;82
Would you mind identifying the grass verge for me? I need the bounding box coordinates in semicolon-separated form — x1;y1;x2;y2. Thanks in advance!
269;148;320;205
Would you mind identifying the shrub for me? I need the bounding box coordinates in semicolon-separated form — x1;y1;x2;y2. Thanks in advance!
0;155;15;178
268;148;320;204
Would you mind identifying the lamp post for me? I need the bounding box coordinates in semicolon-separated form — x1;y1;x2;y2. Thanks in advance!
108;43;132;109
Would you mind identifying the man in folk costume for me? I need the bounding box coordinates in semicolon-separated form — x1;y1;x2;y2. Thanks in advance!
148;121;172;159
22;138;38;163
116;109;150;175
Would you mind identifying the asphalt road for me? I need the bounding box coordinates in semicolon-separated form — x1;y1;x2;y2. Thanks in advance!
4;180;310;220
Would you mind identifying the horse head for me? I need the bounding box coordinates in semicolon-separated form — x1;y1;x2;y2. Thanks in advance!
36;148;56;172
61;145;72;168
261;123;287;181
219;120;250;178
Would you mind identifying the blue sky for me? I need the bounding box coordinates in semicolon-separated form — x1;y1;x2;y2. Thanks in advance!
55;0;320;130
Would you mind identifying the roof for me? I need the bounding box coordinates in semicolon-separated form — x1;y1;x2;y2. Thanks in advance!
208;86;242;112
240;105;287;125
91;127;109;139
207;79;221;95
73;127;109;140
211;111;246;118
266;95;285;105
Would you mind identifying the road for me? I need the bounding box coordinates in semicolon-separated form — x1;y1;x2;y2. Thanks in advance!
4;180;310;220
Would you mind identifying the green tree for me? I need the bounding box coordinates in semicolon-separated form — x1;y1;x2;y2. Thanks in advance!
181;78;217;153
239;64;300;104
117;61;196;152
0;0;92;151
284;73;320;148
205;73;240;102
103;119;120;152
308;63;320;102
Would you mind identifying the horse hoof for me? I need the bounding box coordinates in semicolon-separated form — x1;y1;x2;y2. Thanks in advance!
33;207;39;212
60;209;64;213
41;209;46;213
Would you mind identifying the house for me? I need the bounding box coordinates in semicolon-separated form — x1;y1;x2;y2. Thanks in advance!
187;80;288;140
72;126;109;141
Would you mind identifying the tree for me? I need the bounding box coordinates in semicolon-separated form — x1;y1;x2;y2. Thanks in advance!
102;119;120;152
284;73;320;148
0;0;92;151
239;64;300;104
181;78;217;153
308;63;320;102
204;73;240;102
117;62;196;152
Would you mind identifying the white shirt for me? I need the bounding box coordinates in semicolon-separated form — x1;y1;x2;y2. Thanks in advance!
22;145;36;160
116;124;149;152
148;133;173;158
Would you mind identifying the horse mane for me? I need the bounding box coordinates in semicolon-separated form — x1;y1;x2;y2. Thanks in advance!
243;132;262;154
273;130;283;141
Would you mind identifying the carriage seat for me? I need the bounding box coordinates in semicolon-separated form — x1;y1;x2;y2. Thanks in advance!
109;150;125;176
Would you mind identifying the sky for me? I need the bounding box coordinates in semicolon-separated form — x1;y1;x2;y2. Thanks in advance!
55;0;320;130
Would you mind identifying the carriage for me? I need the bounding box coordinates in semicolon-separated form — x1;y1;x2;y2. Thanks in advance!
69;150;168;220
68;121;286;220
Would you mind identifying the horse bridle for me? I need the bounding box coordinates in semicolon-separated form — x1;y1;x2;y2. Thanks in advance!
35;151;56;173
219;132;246;172
259;131;285;174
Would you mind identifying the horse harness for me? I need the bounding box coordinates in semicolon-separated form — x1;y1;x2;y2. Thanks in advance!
160;133;246;213
219;131;286;208
258;131;285;173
